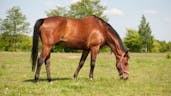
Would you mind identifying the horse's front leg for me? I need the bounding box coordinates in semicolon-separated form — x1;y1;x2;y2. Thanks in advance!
89;46;100;80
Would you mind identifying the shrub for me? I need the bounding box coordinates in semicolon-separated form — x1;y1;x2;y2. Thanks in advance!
166;53;171;59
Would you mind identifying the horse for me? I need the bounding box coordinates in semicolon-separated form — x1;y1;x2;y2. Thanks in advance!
31;15;129;82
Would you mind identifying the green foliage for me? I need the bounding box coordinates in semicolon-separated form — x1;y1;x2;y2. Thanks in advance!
46;0;108;52
151;40;171;53
0;34;32;51
47;6;68;17
123;15;171;53
51;45;64;52
19;35;32;51
100;46;111;53
167;42;171;52
159;41;168;52
0;6;30;51
0;52;171;96
138;15;153;52
47;0;107;20
69;0;107;20
124;29;141;52
166;53;171;59
151;40;161;53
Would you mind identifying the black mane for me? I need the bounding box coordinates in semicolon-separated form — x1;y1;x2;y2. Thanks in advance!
93;15;126;52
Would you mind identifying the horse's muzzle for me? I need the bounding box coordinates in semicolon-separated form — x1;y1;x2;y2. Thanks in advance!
120;72;129;80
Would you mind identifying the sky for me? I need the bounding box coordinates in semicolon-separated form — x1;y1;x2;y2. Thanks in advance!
0;0;171;41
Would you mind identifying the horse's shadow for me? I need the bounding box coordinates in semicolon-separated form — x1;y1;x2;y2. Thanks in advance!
23;77;72;83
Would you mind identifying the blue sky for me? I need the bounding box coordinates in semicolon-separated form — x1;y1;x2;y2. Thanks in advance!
1;0;171;41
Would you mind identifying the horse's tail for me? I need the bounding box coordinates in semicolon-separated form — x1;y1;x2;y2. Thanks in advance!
31;19;44;72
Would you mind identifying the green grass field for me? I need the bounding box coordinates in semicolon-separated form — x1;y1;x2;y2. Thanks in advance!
0;52;171;96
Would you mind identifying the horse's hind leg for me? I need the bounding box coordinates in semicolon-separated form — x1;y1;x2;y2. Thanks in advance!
35;56;43;82
45;53;51;82
73;50;89;78
35;45;52;82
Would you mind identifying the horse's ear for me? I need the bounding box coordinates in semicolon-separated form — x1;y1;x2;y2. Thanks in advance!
124;50;129;57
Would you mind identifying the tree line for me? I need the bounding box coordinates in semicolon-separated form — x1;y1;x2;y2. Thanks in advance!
124;15;171;52
0;6;31;51
0;0;170;52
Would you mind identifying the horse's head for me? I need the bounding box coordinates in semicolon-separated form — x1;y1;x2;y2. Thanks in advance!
116;50;129;80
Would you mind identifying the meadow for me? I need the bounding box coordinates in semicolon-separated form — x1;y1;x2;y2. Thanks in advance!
0;52;171;96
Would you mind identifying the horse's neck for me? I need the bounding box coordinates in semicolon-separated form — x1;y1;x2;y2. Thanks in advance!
107;31;125;60
111;44;124;60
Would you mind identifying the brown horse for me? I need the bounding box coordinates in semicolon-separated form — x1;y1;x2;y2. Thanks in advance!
31;15;129;82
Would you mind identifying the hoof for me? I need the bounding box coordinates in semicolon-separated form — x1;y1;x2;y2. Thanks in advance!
35;79;39;83
48;78;52;82
89;78;93;80
35;77;39;82
73;74;78;79
49;81;53;84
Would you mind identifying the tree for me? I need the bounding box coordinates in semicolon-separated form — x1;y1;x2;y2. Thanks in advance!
69;0;107;20
138;15;153;52
159;41;168;52
47;0;107;20
46;0;108;52
0;6;30;51
47;6;68;17
167;41;171;52
124;29;141;52
0;18;2;33
151;40;162;53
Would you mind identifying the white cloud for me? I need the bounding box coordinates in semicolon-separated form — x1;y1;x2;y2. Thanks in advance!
104;8;124;15
144;10;159;14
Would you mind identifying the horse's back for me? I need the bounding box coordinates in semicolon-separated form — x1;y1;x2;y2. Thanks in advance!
40;16;106;49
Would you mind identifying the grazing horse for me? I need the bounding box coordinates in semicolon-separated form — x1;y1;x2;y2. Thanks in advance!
31;15;129;82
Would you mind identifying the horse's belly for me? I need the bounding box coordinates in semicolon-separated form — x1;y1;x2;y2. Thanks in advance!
58;40;87;50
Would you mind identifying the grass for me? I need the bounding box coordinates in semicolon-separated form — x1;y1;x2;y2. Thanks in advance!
0;52;171;96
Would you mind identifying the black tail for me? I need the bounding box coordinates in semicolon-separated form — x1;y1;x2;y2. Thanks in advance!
31;19;44;72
